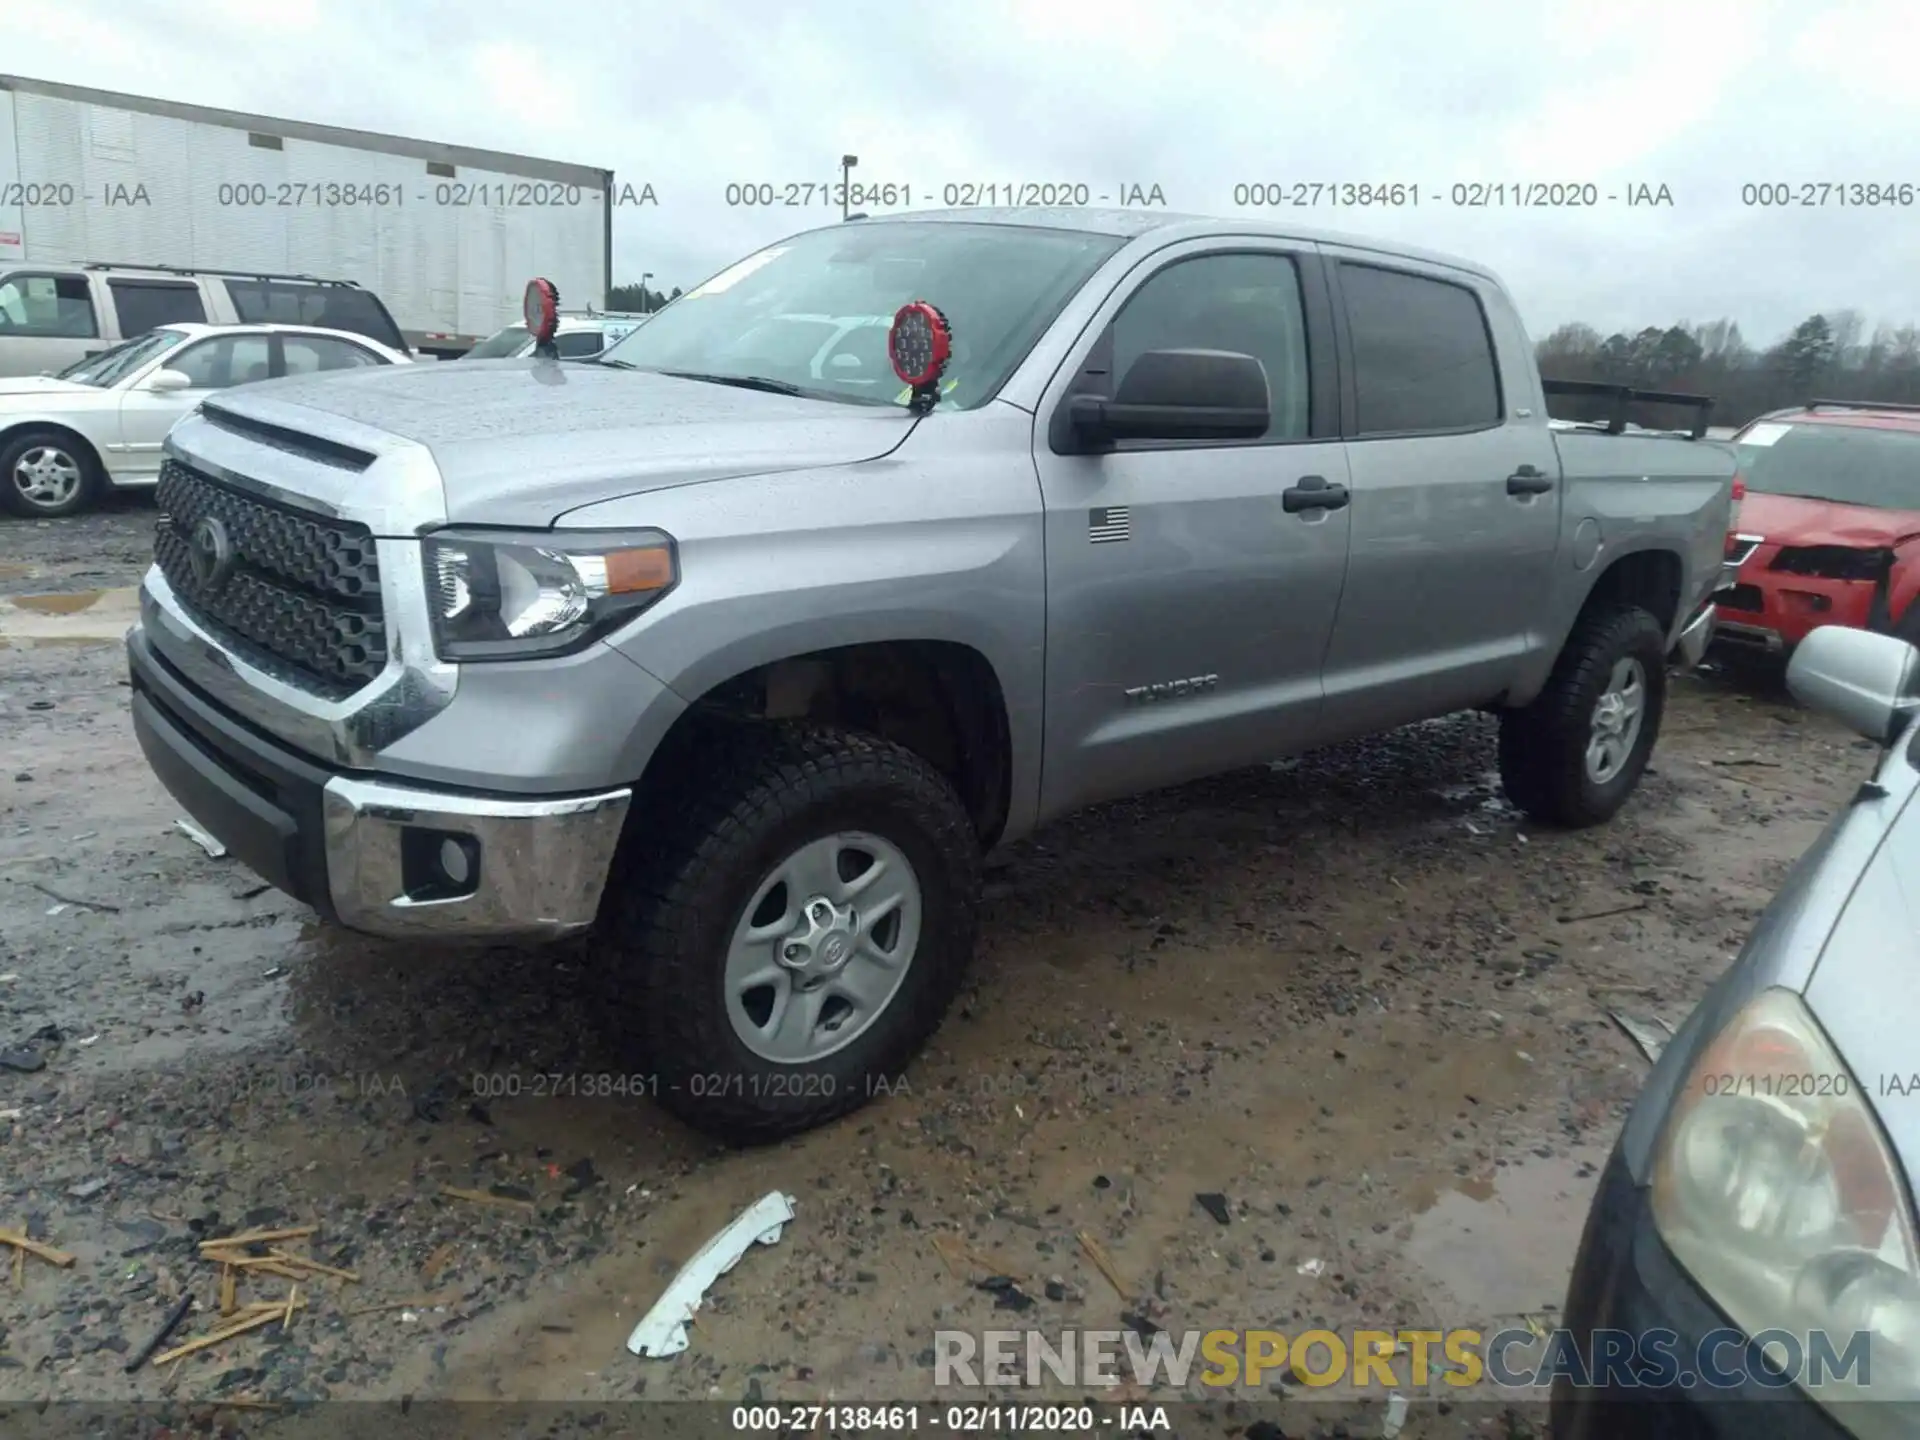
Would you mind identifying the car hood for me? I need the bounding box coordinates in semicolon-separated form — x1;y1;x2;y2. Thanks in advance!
199;360;913;528
1742;491;1920;549
1803;771;1920;1185
0;375;100;400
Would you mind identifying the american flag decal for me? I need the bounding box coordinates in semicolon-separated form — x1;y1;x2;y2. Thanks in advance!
1088;505;1132;544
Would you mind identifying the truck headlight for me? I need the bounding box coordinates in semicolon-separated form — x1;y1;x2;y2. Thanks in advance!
422;528;677;661
1651;988;1920;1429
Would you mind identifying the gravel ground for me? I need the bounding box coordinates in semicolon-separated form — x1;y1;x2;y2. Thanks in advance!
0;503;1876;1437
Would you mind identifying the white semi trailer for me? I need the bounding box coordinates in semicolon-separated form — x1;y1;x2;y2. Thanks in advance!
0;73;612;359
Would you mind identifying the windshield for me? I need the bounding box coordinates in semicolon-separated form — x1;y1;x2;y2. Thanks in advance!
1733;419;1920;511
55;329;187;387
464;324;531;359
598;221;1126;408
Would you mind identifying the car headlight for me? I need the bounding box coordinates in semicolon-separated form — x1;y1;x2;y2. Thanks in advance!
1651;987;1920;1429
422;528;677;661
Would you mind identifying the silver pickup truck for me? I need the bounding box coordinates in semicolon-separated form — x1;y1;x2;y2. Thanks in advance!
125;209;1737;1142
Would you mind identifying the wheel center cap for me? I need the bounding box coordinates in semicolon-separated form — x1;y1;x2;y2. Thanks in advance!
780;896;857;977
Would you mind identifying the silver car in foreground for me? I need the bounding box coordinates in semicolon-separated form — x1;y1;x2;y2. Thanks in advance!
1560;622;1920;1437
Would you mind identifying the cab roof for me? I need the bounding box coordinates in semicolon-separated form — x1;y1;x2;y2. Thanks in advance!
850;206;1501;283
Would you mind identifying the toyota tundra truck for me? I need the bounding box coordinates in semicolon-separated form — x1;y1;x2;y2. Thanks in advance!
125;208;1737;1142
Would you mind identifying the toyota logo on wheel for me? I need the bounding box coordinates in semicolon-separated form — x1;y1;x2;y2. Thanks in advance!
188;515;236;590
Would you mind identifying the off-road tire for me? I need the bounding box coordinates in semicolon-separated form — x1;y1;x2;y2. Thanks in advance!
596;721;981;1144
1499;604;1668;828
1;427;101;518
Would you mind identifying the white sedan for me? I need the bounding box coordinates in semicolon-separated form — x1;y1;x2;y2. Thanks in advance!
0;322;411;518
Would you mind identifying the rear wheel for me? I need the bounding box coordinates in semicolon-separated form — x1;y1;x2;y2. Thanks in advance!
1499;604;1668;827
1;428;101;518
596;722;981;1143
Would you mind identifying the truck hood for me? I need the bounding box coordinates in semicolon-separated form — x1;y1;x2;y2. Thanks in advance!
1742;491;1920;549
202;360;913;528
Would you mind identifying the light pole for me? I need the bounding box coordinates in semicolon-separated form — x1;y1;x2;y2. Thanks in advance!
640;272;653;313
840;155;858;220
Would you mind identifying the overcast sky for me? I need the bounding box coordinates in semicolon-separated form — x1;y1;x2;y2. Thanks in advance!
10;0;1915;347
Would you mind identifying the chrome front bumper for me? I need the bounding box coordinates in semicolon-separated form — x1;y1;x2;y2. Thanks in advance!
321;775;630;940
129;622;630;942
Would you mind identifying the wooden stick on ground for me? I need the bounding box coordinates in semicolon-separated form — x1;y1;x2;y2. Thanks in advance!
151;1303;305;1368
344;1294;450;1317
282;1285;298;1332
1077;1231;1130;1302
0;1229;77;1267
267;1249;360;1282
440;1185;535;1214
219;1264;236;1316
197;1226;317;1252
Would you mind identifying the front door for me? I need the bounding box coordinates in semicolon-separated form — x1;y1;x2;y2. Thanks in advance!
114;332;275;480
1030;240;1353;820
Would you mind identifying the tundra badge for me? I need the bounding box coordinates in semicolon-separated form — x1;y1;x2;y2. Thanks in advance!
1124;674;1219;704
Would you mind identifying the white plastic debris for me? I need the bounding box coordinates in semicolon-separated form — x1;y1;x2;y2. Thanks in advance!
175;818;227;859
1611;1011;1675;1064
77;1034;99;1047
1382;1391;1410;1438
1297;1258;1324;1277
627;1191;797;1357
45;903;67;916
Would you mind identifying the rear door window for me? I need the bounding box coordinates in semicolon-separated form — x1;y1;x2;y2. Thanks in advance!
109;280;207;336
282;334;390;374
555;330;605;358
1339;263;1502;436
225;280;405;349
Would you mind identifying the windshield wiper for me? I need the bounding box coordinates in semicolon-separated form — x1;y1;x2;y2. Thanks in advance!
590;356;641;369
658;369;806;397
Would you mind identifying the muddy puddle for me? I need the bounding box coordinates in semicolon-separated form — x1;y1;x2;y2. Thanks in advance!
0;586;138;644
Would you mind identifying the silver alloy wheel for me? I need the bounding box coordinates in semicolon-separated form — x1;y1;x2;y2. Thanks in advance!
1586;656;1647;784
724;830;924;1063
12;445;83;511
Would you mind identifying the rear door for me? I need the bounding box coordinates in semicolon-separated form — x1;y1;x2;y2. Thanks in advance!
1314;253;1562;739
1030;239;1353;818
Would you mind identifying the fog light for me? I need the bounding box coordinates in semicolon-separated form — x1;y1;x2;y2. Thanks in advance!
398;828;481;902
439;836;471;887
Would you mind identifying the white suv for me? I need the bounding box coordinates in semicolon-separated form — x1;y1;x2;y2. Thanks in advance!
0;262;410;380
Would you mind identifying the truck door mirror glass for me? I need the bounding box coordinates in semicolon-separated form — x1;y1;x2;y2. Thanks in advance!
1069;348;1270;445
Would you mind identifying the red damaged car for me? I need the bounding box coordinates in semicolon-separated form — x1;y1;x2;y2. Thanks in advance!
1713;399;1920;657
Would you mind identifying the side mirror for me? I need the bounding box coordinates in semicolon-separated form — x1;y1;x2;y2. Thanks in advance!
829;353;863;369
146;368;193;393
1786;625;1920;746
1069;349;1269;446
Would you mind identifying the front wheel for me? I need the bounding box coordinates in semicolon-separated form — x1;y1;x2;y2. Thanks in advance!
1499;604;1668;827
596;722;981;1144
1;428;100;518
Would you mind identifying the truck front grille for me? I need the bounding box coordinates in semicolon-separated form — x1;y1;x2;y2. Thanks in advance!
153;459;387;697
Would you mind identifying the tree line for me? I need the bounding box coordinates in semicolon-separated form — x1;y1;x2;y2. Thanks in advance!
1537;312;1920;426
608;282;681;313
